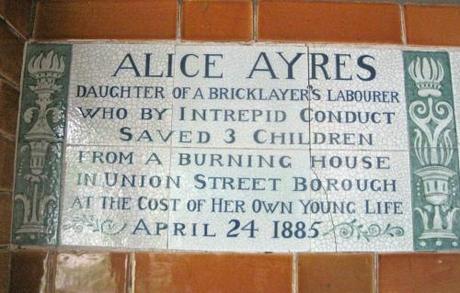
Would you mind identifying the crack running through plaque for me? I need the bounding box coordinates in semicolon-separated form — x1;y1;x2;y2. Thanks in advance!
307;45;338;252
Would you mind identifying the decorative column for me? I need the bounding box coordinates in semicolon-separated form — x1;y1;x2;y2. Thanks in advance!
13;44;72;245
404;52;460;250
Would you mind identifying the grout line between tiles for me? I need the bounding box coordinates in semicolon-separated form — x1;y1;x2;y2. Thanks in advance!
0;130;15;143
46;249;56;293
0;75;20;91
292;253;298;293
0;16;27;41
374;253;379;293
129;252;136;293
399;4;408;45
29;0;38;40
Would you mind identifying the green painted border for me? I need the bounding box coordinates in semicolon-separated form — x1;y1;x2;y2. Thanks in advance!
12;43;72;245
404;51;460;251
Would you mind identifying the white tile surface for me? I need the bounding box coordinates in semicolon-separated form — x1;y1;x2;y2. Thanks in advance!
308;46;408;151
308;149;413;252
60;145;171;249
66;44;175;146
53;43;460;252
167;147;313;252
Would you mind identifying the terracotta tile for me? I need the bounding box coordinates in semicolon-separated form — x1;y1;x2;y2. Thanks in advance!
0;79;19;138
379;254;460;293
182;0;253;41
34;0;177;40
10;250;51;293
135;253;292;293
53;251;129;293
0;194;11;245
0;0;34;37
0;137;14;191
258;1;402;43
0;19;25;86
405;5;460;46
0;251;10;293
298;254;374;293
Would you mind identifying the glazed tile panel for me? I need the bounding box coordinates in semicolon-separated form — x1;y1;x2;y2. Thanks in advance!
12;42;460;252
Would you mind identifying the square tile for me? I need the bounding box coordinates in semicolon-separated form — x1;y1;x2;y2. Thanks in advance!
379;253;460;293
54;251;128;293
182;0;253;41
10;250;51;293
167;148;312;252
135;252;292;293
409;147;460;251
309;150;412;252
172;44;310;150
60;146;171;249
66;43;175;147
34;0;177;39
405;5;460;46
308;45;408;151
298;253;374;293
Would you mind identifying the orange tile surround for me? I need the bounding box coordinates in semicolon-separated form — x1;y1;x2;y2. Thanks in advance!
135;253;292;293
405;5;460;46
0;0;33;37
34;0;178;39
0;79;19;139
182;0;253;41
0;136;14;191
0;251;10;293
379;254;460;293
298;254;374;293
53;252;129;293
0;194;11;245
258;1;402;44
0;19;24;86
10;250;51;293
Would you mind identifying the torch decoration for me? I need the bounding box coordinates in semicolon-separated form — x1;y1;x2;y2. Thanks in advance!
14;51;65;242
408;56;459;248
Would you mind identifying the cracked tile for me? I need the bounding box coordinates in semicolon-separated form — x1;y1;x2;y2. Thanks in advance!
167;148;313;252
60;145;171;249
308;45;408;152
308;149;413;252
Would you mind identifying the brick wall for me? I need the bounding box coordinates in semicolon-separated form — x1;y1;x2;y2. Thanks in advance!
2;0;460;292
0;0;33;292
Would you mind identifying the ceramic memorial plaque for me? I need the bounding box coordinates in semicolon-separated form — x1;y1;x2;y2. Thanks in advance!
12;42;460;252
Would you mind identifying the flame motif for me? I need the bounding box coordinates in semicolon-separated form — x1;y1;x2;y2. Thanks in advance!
27;50;66;96
28;50;65;76
408;57;444;97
